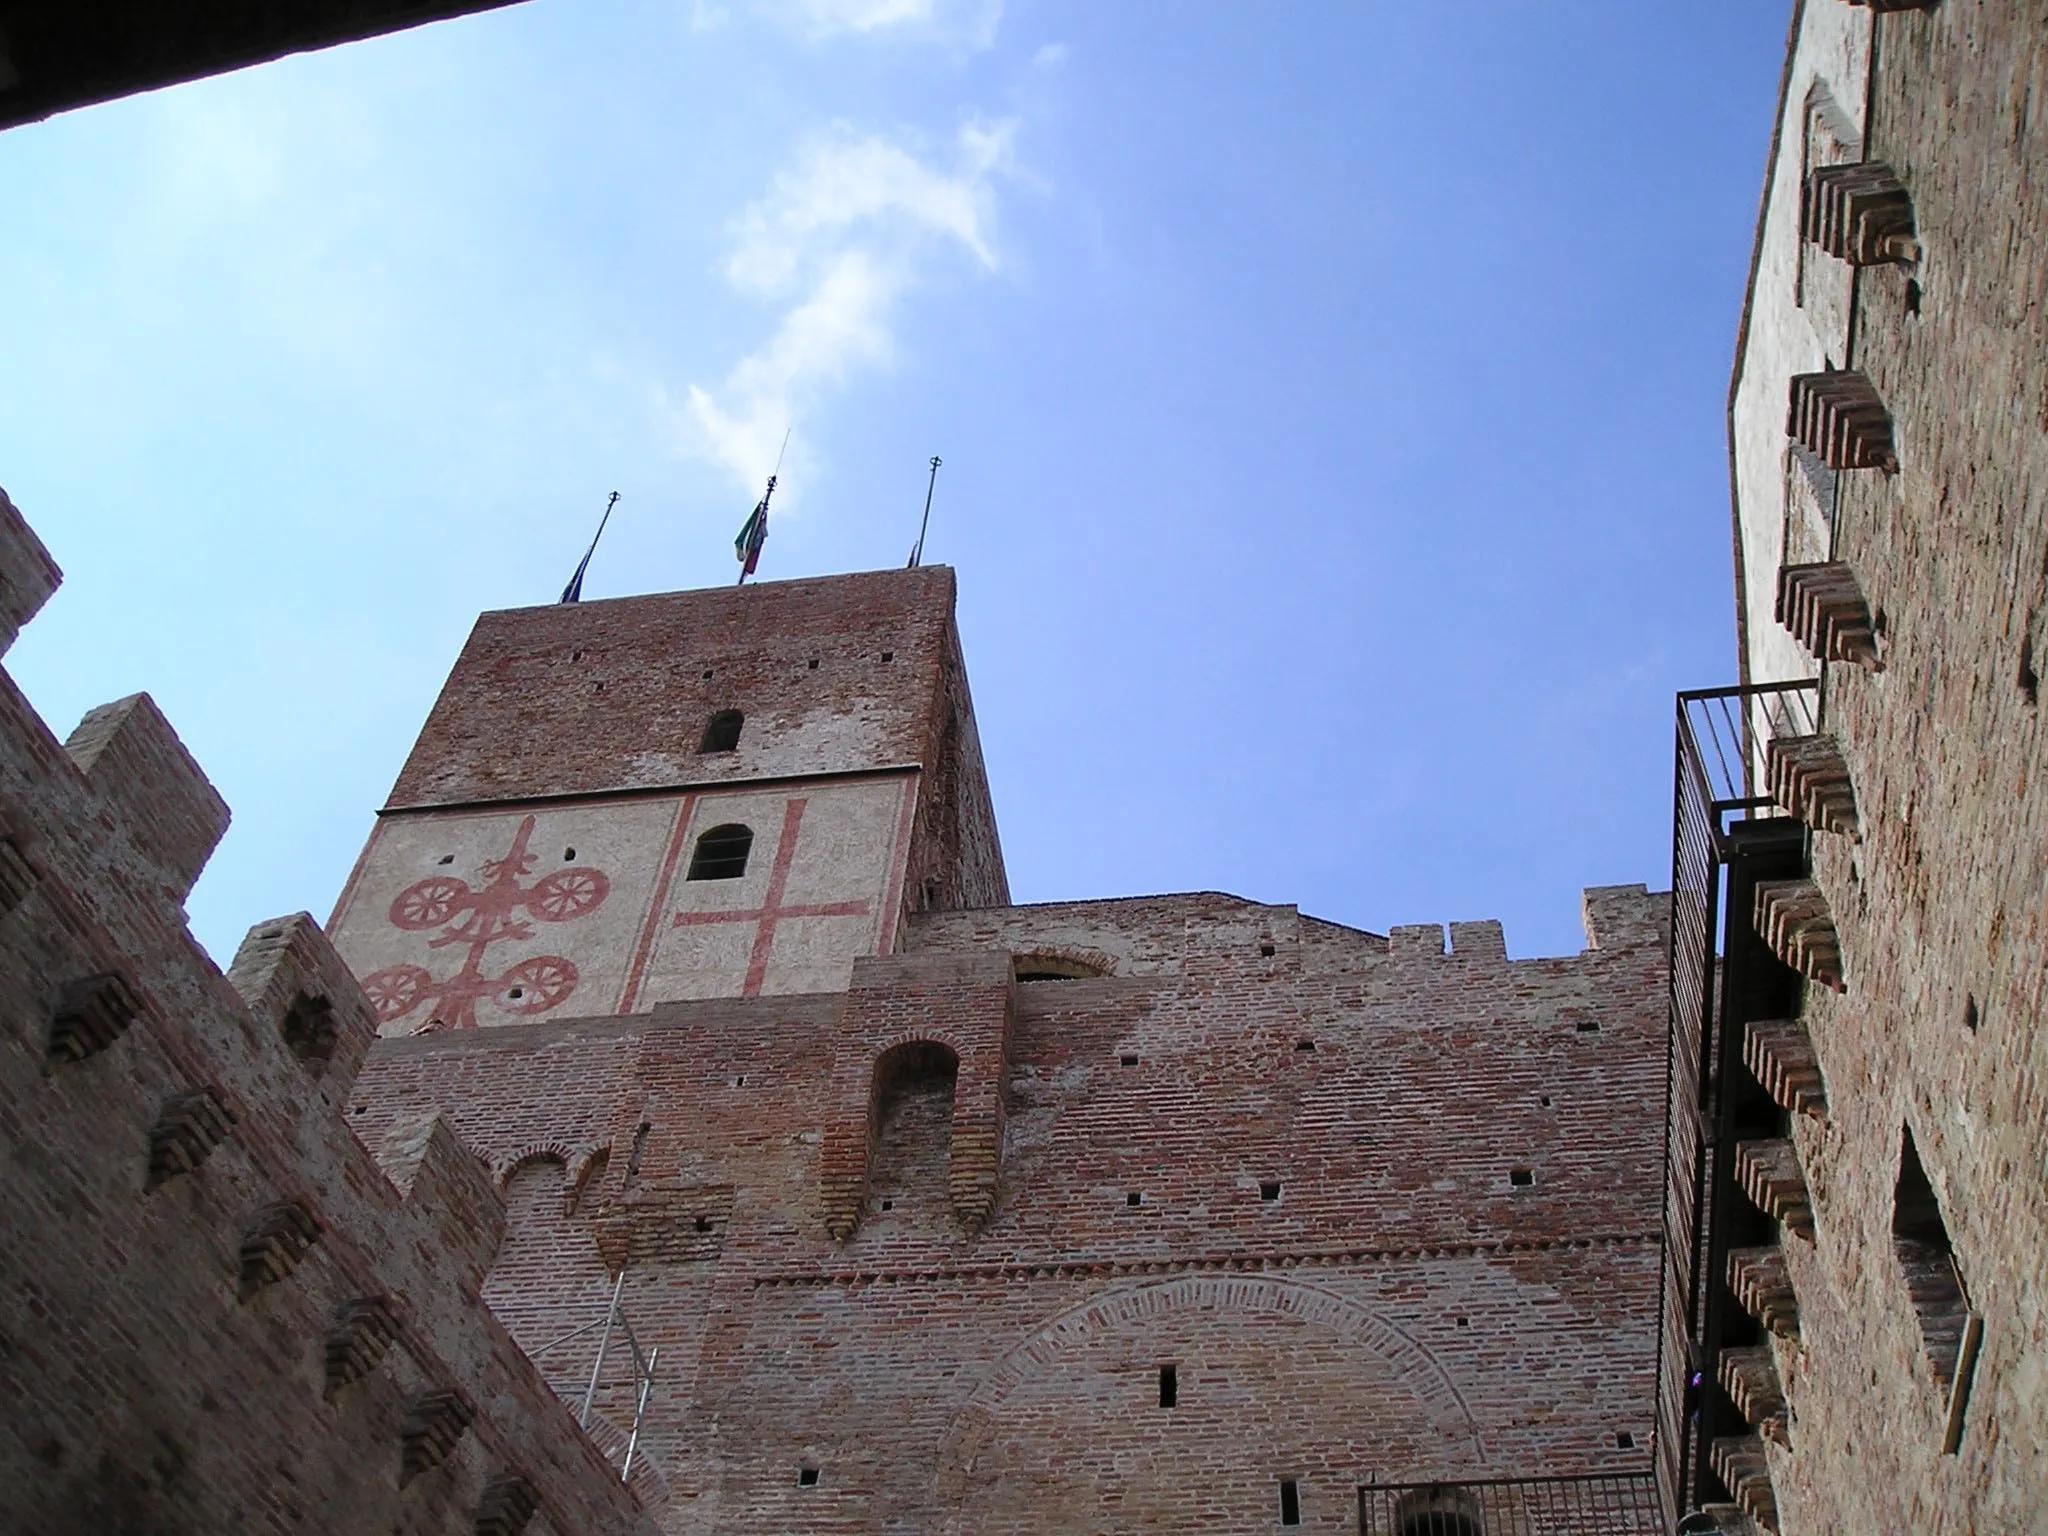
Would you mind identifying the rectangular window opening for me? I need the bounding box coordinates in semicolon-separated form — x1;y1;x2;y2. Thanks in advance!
1158;1364;1177;1408
1120;1053;1139;1066
1294;1039;1316;1053
1259;1181;1282;1202
1126;1191;1142;1207
1279;1478;1301;1526
1509;1167;1534;1187
797;1467;819;1487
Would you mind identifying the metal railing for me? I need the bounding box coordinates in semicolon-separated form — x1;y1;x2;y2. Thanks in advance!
1358;1474;1662;1535
531;1271;661;1483
1656;680;1818;1520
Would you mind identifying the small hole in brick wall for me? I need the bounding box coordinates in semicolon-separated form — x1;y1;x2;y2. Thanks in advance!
1295;1040;1316;1053
1576;1020;1600;1033
1510;1167;1534;1187
1540;1095;1553;1107
734;1074;747;1087
880;651;894;662
570;648;583;662
1873;606;1890;638
701;668;714;680
438;854;454;865
1260;942;1275;958
563;847;576;861
881;1199;894;1211
1259;1181;1282;1202
1615;1431;1635;1449
508;986;524;1000
1964;994;1980;1032
1158;1364;1177;1407
797;1467;819;1487
1455;1315;1469;1327
1126;1192;1142;1207
352;1104;367;1116
594;681;606;694
1279;1478;1301;1526
1120;1054;1139;1066
1905;278;1922;315
2020;634;2040;707
807;658;819;670
695;1216;712;1233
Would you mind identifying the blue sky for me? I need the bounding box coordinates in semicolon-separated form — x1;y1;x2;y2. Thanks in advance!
0;0;1789;961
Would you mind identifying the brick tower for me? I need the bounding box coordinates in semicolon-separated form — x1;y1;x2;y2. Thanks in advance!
329;564;1676;1533
328;569;1007;1030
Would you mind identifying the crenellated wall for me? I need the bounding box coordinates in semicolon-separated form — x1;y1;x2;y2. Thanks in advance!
350;883;1673;1534
0;488;657;1536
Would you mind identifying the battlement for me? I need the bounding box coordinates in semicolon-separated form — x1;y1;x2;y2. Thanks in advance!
0;492;657;1536
0;487;61;655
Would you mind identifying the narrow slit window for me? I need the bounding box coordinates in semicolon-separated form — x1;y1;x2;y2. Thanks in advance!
1279;1479;1301;1526
687;824;753;881
699;709;744;753
1158;1364;1177;1408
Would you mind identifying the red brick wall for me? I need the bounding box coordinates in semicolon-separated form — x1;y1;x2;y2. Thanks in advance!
1734;6;2048;1532
387;567;966;810
352;885;1671;1532
0;491;656;1536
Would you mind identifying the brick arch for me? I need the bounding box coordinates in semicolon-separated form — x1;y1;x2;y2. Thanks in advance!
493;1139;609;1217
934;1273;1485;1513
492;1142;571;1190
1011;945;1117;979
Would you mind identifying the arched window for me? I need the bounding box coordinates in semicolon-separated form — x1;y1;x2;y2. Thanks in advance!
687;824;753;881
699;710;744;754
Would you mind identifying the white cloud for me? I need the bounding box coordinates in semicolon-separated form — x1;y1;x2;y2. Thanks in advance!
676;121;1018;497
751;0;1002;48
1031;42;1068;68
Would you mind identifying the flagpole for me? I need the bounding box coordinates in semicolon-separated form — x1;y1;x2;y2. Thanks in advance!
908;456;941;568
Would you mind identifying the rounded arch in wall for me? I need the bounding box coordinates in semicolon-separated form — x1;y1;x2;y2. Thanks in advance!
1010;947;1116;982
932;1273;1485;1528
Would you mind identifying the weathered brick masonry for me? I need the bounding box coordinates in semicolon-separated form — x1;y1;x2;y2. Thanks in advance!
327;567;1677;1532
1703;4;2048;1532
351;886;1671;1532
0;490;656;1536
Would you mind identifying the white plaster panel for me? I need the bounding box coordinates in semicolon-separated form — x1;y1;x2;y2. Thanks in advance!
1732;3;1871;697
330;799;684;1035
639;775;914;1004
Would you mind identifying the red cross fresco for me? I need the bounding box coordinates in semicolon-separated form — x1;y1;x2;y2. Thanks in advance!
360;813;610;1031
671;796;869;997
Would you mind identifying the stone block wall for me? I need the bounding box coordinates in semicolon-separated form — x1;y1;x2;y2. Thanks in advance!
0;489;656;1536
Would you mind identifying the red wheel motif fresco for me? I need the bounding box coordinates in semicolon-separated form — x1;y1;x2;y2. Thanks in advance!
392;876;470;931
371;815;612;1031
362;963;433;1023
530;868;608;921
500;955;579;1015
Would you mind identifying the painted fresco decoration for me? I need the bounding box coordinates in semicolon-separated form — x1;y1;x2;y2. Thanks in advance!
361;814;610;1030
669;796;872;998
